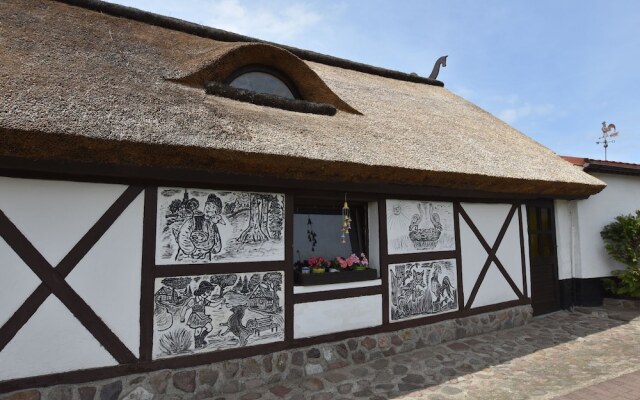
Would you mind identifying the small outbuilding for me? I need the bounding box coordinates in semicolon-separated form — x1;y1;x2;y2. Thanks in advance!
556;157;640;306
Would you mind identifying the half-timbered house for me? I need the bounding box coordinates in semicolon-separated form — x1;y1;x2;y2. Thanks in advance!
0;0;605;397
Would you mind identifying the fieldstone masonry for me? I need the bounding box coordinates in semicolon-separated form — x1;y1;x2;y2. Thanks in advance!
0;305;531;400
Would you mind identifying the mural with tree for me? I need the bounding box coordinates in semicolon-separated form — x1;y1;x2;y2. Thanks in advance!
156;188;285;264
153;271;285;359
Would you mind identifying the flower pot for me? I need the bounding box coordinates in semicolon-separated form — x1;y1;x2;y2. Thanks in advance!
311;268;325;274
294;268;378;286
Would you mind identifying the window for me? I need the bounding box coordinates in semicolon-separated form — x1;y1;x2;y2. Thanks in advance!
292;197;380;285
293;210;366;262
226;66;299;100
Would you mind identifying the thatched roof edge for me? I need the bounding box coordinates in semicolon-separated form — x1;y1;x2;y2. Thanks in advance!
0;128;605;199
54;0;445;87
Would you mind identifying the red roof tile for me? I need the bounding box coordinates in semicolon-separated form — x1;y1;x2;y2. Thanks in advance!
561;156;640;175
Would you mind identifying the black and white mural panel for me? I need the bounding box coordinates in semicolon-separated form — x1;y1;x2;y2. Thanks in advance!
386;200;455;254
156;188;285;264
152;271;285;359
389;259;458;322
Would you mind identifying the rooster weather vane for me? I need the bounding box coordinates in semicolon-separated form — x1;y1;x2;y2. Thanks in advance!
597;121;619;160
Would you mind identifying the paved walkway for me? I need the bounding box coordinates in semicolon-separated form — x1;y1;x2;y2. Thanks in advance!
553;370;640;400
209;307;640;400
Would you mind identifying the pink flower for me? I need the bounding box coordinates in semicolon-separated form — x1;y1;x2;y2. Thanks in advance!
347;254;359;266
336;256;348;269
360;253;369;266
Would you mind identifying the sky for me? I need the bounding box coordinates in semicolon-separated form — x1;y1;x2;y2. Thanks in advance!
111;0;640;163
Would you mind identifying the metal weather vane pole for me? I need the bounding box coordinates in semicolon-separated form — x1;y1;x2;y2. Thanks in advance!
596;121;619;160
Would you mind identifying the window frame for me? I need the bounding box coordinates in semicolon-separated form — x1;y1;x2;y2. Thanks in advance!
293;198;369;262
224;65;302;100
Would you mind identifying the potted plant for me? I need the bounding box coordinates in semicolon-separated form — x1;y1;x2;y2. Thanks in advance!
336;253;369;271
309;257;329;274
294;253;377;285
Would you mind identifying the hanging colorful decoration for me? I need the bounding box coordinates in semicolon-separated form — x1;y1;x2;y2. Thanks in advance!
307;216;318;251
341;194;352;244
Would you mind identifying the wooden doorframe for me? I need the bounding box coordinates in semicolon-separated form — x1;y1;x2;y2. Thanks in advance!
526;201;561;315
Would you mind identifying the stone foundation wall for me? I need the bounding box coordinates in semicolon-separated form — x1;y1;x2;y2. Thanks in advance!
0;305;532;400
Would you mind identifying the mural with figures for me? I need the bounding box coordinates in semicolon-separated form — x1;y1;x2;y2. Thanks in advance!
153;271;284;359
156;188;284;264
386;200;455;254
389;259;458;322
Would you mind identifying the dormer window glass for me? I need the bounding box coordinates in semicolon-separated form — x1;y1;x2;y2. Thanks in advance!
226;66;298;100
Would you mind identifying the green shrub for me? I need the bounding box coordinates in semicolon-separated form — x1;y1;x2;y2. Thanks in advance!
600;210;640;298
602;267;640;298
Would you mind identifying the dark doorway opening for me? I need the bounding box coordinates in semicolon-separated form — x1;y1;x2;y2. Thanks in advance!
527;202;560;316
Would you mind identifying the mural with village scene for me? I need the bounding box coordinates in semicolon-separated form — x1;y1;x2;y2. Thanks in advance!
389;259;458;322
156;188;285;264
152;271;284;359
386;200;455;254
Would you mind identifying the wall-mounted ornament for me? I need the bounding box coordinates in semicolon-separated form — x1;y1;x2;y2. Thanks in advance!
307;217;318;252
428;55;448;80
340;195;352;244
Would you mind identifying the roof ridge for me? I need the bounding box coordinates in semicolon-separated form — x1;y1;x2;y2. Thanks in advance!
588;159;640;167
55;0;444;87
561;155;640;168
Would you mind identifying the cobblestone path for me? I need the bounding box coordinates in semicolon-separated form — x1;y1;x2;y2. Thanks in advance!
224;309;640;400
553;369;640;400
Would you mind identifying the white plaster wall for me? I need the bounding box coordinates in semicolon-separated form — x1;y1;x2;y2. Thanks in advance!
0;238;42;327
293;279;382;294
472;263;519;308
294;295;382;338
573;173;640;278
0;177;141;380
459;203;528;308
0;177;127;266
0;297;118;381
554;200;574;280
459;217;487;305
461;203;512;246
495;215;524;293
66;192;144;357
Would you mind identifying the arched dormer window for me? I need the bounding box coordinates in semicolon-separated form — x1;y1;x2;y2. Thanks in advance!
225;66;300;100
172;43;361;115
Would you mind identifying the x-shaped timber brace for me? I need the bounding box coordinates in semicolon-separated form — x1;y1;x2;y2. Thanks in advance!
458;204;527;310
0;186;143;364
0;186;531;385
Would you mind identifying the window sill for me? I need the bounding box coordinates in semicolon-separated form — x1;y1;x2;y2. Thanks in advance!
293;278;382;294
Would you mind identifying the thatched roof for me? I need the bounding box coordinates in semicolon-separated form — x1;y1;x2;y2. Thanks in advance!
0;0;604;197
